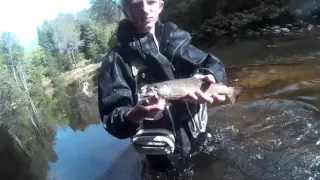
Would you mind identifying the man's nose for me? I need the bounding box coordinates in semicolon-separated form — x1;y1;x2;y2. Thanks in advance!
140;1;149;13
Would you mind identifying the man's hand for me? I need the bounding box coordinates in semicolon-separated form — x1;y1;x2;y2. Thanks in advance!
183;74;226;104
126;96;168;123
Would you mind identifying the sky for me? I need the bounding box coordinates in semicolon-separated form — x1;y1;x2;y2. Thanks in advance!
0;0;91;50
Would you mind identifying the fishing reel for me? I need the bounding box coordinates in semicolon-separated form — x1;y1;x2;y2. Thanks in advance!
132;85;177;156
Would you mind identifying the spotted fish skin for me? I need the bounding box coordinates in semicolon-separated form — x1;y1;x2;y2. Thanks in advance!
140;77;243;105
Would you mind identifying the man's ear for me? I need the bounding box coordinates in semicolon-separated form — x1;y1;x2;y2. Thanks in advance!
159;0;164;13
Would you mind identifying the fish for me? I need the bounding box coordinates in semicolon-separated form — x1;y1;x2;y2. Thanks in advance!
139;77;243;105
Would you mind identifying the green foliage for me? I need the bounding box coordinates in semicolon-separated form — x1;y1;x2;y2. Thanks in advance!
89;0;123;26
0;0;124;178
76;8;119;62
0;32;25;77
160;0;314;43
37;2;121;67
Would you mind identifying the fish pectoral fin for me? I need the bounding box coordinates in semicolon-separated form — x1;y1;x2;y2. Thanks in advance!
228;87;243;105
150;87;159;99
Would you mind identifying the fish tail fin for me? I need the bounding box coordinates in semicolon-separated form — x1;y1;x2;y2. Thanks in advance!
228;87;243;105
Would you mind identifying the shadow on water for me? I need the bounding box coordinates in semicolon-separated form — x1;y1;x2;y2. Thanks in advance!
0;124;48;180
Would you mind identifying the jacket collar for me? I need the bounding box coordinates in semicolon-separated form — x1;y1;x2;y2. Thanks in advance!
116;19;185;55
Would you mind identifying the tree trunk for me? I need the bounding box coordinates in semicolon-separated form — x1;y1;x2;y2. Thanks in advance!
17;65;45;133
26;106;41;134
67;50;74;69
8;45;21;90
71;49;76;66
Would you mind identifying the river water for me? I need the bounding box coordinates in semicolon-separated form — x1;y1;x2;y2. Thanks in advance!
3;30;320;180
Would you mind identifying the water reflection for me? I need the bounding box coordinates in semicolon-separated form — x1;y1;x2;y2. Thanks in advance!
49;124;129;180
67;93;100;131
47;88;130;180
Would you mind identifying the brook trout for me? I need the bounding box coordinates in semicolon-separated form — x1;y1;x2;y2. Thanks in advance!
140;77;243;105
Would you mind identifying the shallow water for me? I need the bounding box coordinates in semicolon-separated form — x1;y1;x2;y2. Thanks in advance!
2;30;320;180
201;99;320;180
103;32;320;179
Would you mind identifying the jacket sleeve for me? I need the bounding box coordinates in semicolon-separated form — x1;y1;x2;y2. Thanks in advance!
98;50;139;139
176;36;228;85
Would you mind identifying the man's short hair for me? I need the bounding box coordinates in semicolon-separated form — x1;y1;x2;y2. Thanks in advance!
120;0;161;11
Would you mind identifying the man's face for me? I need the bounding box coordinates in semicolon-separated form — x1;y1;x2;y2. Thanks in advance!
125;0;164;34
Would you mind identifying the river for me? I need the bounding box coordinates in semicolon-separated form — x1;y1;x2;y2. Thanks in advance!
3;29;320;180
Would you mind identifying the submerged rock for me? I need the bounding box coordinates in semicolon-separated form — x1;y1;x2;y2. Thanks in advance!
271;25;280;31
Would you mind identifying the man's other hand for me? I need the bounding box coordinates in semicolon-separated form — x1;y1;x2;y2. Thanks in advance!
183;74;226;104
126;96;168;123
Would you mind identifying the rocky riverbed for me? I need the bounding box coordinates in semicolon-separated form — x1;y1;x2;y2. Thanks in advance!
244;20;317;38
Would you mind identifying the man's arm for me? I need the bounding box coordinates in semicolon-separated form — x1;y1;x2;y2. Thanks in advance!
176;36;228;85
98;50;139;139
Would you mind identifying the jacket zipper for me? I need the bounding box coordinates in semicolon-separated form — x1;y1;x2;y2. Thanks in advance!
148;33;176;72
170;32;190;65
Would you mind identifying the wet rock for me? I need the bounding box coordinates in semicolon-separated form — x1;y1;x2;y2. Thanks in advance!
307;24;314;31
262;30;271;36
273;29;281;35
280;28;290;33
246;30;255;37
271;25;280;31
303;22;311;28
293;20;304;27
296;29;304;33
285;24;293;29
254;31;260;36
267;44;279;48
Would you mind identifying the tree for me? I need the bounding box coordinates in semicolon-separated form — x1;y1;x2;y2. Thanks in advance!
51;13;83;69
89;0;123;26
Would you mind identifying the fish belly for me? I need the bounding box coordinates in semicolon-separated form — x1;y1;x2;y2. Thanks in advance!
166;86;197;99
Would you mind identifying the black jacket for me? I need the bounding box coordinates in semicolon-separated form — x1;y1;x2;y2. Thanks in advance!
98;19;227;143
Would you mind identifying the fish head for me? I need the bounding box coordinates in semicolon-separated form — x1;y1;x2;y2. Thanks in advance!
139;84;157;97
157;85;172;98
139;84;172;99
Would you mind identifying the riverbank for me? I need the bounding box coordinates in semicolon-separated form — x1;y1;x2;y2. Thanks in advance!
56;23;320;88
160;0;320;48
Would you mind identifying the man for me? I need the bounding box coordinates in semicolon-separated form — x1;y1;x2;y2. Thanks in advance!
98;0;227;176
